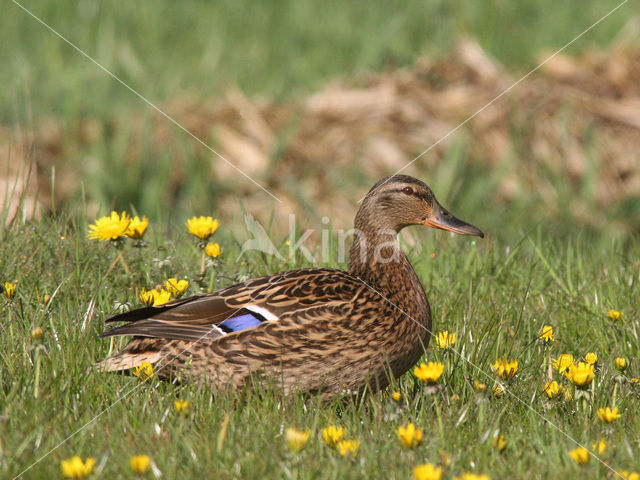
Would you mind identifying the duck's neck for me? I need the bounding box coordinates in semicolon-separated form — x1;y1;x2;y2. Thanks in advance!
348;224;428;316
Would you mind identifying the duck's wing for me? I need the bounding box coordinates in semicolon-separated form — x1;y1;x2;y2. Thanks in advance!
100;268;366;344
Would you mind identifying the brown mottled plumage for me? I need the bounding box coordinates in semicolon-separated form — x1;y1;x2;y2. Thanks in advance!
99;175;483;399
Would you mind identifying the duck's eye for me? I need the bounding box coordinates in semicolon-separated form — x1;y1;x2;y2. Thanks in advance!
402;186;414;195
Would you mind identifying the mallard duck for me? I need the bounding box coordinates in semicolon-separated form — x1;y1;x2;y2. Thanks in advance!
100;175;483;398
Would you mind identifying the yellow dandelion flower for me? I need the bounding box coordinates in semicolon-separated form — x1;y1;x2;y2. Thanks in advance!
620;471;640;480
129;455;151;475
542;380;562;399
413;361;444;384
474;380;487;392
435;331;456;350
567;362;594;388
492;434;507;452
391;391;402;402
205;242;222;258
397;422;424;448
322;425;345;448
597;406;621;423
413;463;443;480
491;358;518;380
2;281;16;299
88;211;131;241
138;288;171;306
453;474;491;480
538;325;554;343
493;383;505;397
31;326;44;341
615;357;628;371
591;439;606;455
174;399;192;415
336;439;360;458
125;216;149;240
139;288;155;306
132;361;154;381
568;446;589;465
164;278;189;298
186;216;219;240
285;427;311;452
61;456;96;479
584;352;598;365
607;309;622;322
553;354;574;374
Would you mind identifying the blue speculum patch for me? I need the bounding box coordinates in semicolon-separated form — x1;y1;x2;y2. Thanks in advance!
219;313;263;333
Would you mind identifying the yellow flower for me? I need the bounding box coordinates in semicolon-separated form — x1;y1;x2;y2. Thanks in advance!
435;331;456;350
152;288;172;306
597;406;621;423
391;391;402;402
607;309;622;322
553;354;574;374
141;288;171;306
591;439;606;455
493;383;505;397
453;474;491;480
2;281;16;299
336;439;360;458
397;422;424;448
567;362;594;388
615;357;628;371
88;211;131;241
538;325;554;343
620;471;640;480
61;456;96;479
125;216;149;240
186;216;219;240
139;288;156;306
205;242;222;258
413;362;444;384
164;278;189;298
129;455;151;475
322;425;345;448
473;380;487;392
31;326;44;341
568;446;589;465
285;427;310;452
542;380;562;399
413;463;443;480
584;352;598;365
132;361;154;381
174;399;192;415
491;358;518;380
492;434;507;452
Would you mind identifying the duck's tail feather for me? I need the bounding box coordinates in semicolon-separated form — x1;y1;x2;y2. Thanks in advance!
96;337;165;372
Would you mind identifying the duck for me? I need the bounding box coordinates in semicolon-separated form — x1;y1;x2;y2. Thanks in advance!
99;175;483;399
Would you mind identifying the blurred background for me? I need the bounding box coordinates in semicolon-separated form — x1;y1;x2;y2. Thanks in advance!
2;0;639;244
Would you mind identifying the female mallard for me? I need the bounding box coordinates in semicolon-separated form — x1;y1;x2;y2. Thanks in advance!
100;175;483;398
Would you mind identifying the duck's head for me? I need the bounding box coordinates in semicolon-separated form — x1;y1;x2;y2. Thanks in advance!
357;175;484;238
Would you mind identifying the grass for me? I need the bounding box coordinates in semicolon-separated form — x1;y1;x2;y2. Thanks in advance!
2;0;630;120
3;0;638;242
1;204;639;479
2;1;639;477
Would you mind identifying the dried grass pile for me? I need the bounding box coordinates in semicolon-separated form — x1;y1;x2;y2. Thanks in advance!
2;39;640;232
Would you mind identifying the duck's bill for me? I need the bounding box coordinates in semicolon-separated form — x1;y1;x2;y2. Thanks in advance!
423;206;484;238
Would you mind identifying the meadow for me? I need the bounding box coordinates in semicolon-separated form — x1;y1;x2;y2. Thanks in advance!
1;206;639;479
2;0;640;479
